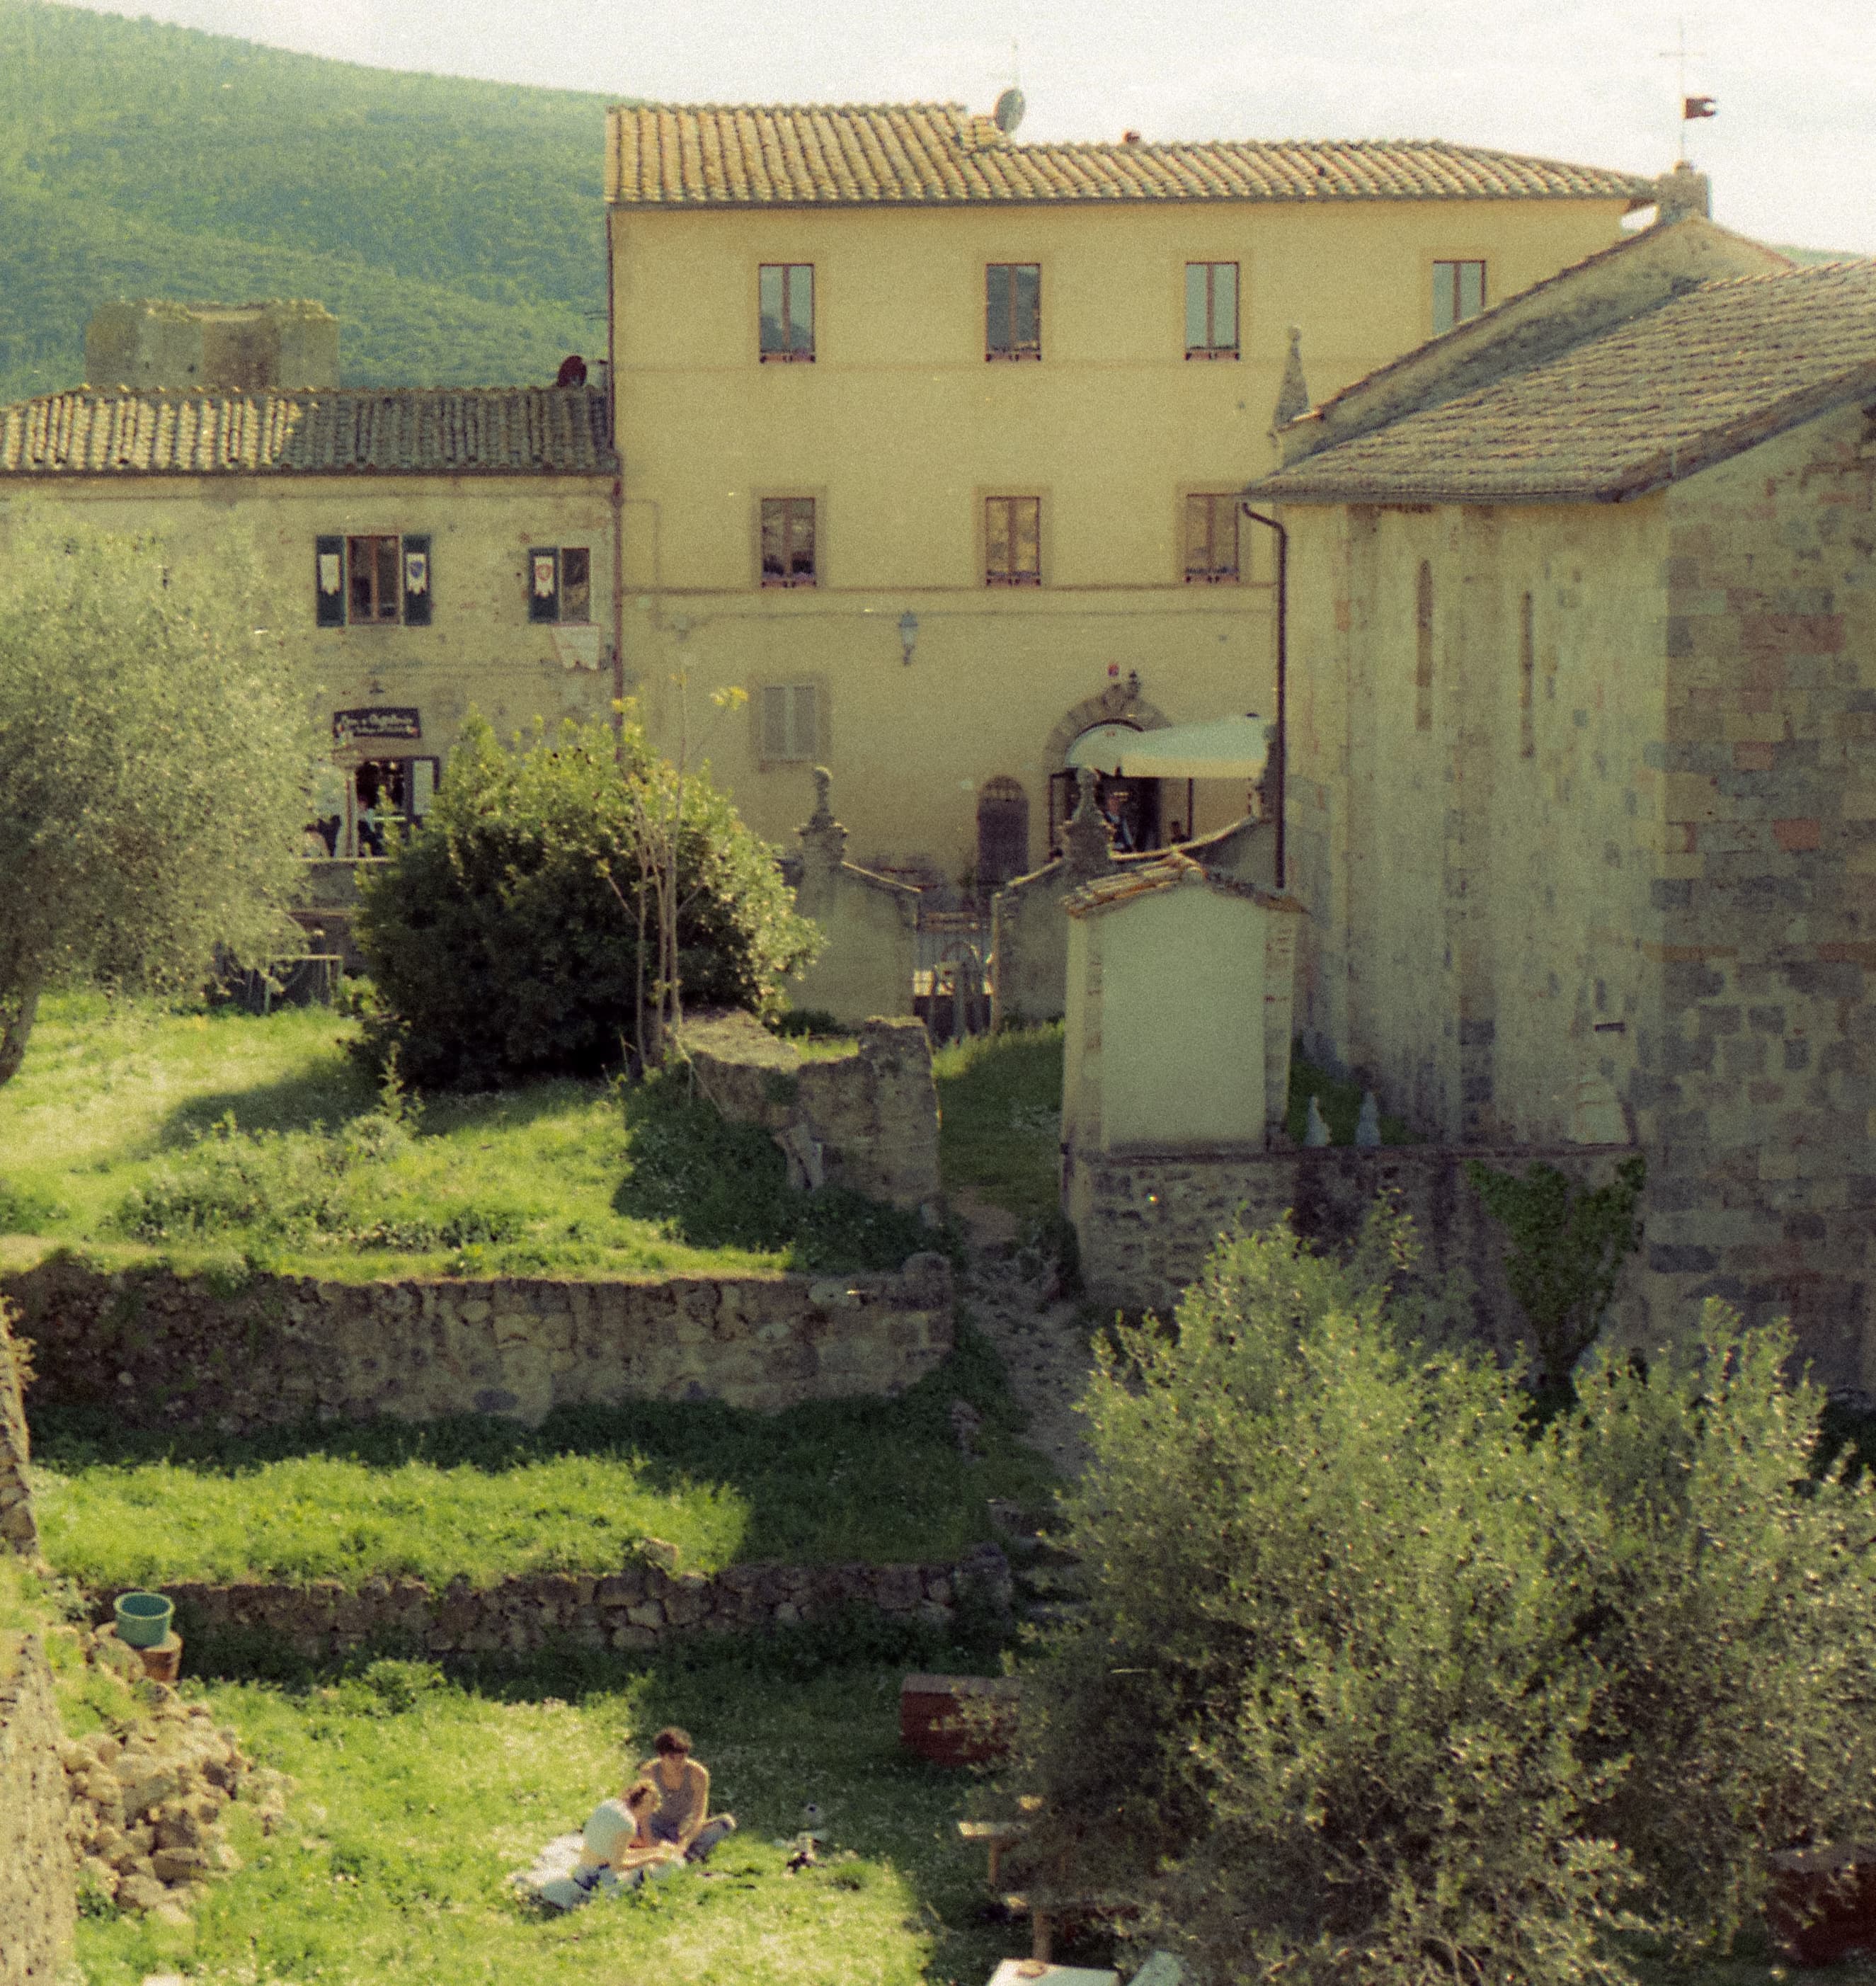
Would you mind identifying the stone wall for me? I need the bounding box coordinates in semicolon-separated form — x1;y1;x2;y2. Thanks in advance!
0;1641;73;1986
784;768;920;1025
1073;1141;1634;1332
676;1010;942;1216
95;1549;1011;1665
4;1253;954;1434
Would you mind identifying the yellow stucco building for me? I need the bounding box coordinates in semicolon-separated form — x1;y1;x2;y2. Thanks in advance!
0;382;619;862
605;101;1650;888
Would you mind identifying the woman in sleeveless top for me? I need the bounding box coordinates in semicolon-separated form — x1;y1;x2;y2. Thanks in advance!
635;1726;737;1861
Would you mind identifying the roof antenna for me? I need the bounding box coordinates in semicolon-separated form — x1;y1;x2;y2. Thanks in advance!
1658;16;1714;164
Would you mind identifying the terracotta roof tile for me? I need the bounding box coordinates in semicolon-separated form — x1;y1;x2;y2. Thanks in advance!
0;387;615;478
1251;260;1876;503
1064;852;1292;918
606;103;1650;207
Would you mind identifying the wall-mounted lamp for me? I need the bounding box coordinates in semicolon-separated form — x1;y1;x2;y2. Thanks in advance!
898;610;919;665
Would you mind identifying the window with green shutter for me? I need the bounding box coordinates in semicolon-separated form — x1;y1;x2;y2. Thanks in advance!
315;535;345;627
401;535;433;626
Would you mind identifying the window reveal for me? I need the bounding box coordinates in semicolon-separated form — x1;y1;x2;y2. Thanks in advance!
1184;494;1240;583
1184;262;1239;358
759;264;815;360
985;496;1041;586
985;263;1041;360
760;498;818;587
1431;260;1487;336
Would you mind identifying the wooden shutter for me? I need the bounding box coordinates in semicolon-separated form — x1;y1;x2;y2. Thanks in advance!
316;535;345;627
789;684;818;759
762;684;818;760
401;534;433;626
527;547;559;623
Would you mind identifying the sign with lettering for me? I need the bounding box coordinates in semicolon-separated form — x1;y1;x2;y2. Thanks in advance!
332;707;421;743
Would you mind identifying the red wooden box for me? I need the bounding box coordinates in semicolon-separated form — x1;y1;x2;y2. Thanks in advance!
899;1672;1020;1767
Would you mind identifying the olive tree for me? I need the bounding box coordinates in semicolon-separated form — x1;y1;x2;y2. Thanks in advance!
0;511;318;1082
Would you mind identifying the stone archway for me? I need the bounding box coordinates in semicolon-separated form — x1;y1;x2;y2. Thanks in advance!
1043;671;1173;855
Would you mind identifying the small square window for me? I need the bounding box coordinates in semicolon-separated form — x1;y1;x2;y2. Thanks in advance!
762;683;820;761
1431;260;1487;336
760;498;817;588
986;263;1041;360
760;264;815;361
985;496;1041;586
1184;494;1240;583
1184;263;1239;358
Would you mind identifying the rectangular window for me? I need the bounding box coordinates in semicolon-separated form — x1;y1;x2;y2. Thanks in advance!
1184;494;1240;583
1184;262;1239;358
759;264;815;361
760;498;817;588
985;496;1041;586
527;547;592;623
346;535;402;625
761;683;820;761
985;263;1041;360
1431;260;1487;336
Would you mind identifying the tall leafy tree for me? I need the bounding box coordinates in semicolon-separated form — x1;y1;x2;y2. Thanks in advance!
0;510;318;1083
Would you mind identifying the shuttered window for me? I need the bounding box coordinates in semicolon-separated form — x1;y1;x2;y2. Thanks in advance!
985;496;1041;586
760;498;817;587
1184;495;1239;583
401;535;432;627
761;683;820;762
315;535;345;626
318;535;433;626
528;547;593;622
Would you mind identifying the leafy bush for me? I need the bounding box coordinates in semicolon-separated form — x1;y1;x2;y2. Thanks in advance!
1003;1214;1876;1986
355;716;817;1090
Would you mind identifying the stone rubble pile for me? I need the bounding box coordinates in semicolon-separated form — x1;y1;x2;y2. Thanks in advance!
58;1654;290;1924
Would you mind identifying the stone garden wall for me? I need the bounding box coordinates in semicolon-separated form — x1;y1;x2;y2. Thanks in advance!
1075;1141;1635;1332
3;1252;954;1433
0;1641;72;1986
96;1548;1012;1665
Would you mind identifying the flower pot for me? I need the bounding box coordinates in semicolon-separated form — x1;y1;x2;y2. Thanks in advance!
113;1592;174;1650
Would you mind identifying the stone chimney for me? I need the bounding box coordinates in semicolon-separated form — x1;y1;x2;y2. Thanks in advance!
85;299;339;391
1652;161;1712;224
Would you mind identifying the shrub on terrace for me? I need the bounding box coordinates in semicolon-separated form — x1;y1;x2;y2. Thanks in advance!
355;715;817;1090
1002;1214;1876;1986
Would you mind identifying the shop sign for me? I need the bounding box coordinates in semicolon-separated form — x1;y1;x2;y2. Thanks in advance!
333;707;421;743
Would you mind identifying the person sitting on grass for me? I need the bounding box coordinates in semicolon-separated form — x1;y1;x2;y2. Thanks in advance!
569;1777;683;1896
636;1726;737;1861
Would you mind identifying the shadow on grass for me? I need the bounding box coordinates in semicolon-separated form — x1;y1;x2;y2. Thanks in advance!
155;1059;380;1149
30;1320;1056;1570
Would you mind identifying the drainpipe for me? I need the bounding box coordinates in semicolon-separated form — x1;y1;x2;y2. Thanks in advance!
1239;505;1287;891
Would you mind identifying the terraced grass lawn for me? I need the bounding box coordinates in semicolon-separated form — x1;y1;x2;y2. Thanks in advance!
0;993;934;1282
930;1027;1063;1232
70;1651;1030;1986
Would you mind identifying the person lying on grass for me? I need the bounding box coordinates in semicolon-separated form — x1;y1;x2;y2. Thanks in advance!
636;1725;737;1861
570;1778;683;1894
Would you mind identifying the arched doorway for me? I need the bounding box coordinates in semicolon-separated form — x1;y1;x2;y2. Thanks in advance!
976;776;1030;887
1043;675;1174;857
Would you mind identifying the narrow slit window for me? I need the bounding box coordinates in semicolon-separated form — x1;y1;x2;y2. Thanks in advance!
759;264;814;360
1184;494;1240;583
760;498;817;587
1184;263;1239;358
1414;560;1434;732
1431;260;1487;336
1518;591;1535;758
986;263;1041;360
985;496;1041;586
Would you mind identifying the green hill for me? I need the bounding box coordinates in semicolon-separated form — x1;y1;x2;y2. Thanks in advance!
0;0;623;403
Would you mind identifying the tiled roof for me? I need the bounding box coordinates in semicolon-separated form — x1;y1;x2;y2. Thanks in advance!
606;103;1652;207
0;387;615;477
1064;852;1290;919
1251;261;1876;503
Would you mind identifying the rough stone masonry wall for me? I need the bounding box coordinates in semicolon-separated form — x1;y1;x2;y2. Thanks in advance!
1075;1141;1632;1333
100;1552;1008;1665
677;1010;942;1214
4;1253;954;1433
0;1298;73;1985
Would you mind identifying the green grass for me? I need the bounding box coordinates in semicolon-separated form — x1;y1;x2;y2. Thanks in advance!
29;1318;1055;1590
71;1652;1031;1986
932;1027;1064;1230
1286;1046;1414;1146
0;993;934;1281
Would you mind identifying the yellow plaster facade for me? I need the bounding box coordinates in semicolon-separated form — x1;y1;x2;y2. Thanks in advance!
608;117;1642;886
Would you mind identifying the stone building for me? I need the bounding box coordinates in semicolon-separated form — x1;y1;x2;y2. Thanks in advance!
605;101;1653;887
84;297;339;393
1249;213;1876;1384
0;378;619;857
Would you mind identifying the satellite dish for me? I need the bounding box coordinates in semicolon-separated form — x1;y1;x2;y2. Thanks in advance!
993;87;1026;135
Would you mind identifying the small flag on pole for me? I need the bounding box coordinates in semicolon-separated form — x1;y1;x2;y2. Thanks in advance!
1683;95;1717;119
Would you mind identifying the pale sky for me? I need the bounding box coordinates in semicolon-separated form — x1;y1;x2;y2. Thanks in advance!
60;0;1876;253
